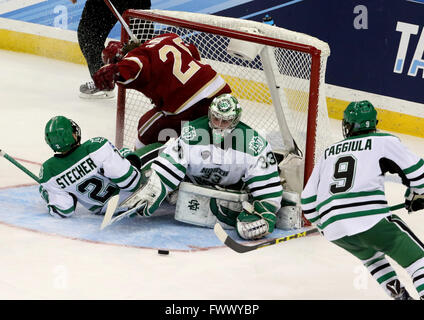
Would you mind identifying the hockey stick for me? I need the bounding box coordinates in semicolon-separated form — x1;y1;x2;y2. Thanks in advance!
100;194;120;230
103;0;139;43
100;194;147;230
214;202;406;253
0;149;40;183
214;223;319;253
259;46;297;154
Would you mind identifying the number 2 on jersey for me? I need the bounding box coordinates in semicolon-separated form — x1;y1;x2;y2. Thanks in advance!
77;177;118;203
330;155;356;194
159;37;201;84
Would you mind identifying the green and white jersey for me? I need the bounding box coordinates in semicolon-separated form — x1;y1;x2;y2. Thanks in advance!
301;133;424;241
39;137;142;217
151;116;283;209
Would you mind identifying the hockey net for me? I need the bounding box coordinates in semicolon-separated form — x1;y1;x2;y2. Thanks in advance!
116;9;331;184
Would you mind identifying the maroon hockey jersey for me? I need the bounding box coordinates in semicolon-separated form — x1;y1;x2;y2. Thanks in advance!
116;33;228;114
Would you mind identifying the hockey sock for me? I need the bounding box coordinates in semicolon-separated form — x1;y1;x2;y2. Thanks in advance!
405;257;424;299
362;252;403;297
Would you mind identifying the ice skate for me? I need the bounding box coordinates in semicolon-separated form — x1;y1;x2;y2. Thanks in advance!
79;81;115;99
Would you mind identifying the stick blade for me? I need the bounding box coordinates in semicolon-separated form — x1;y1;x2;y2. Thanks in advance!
213;223;229;244
213;223;256;253
100;195;120;230
101;201;147;230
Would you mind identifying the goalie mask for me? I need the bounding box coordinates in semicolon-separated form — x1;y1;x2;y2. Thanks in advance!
208;94;242;144
342;100;378;138
45;116;81;153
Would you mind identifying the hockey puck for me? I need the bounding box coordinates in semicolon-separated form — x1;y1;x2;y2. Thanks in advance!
158;249;169;255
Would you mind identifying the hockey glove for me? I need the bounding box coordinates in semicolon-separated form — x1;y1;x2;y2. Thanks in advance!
102;41;124;64
39;185;49;203
93;64;119;91
405;188;424;213
236;200;276;240
39;185;75;218
119;147;142;169
210;198;240;227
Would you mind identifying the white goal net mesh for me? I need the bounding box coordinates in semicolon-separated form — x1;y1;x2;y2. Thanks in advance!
119;10;332;178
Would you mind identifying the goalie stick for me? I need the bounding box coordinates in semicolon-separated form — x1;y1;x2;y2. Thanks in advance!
214;223;319;253
103;0;139;43
214;202;405;253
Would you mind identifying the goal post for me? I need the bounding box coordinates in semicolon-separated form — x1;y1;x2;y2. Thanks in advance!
116;9;331;186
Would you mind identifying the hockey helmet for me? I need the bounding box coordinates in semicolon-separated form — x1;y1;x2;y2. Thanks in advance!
342;100;378;138
45;116;81;153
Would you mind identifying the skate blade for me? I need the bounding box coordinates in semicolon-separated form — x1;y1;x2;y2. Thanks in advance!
79;90;115;99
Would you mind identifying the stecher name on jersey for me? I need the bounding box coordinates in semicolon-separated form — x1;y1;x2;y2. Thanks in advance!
56;158;97;188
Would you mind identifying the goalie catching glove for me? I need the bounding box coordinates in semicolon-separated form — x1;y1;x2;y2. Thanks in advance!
236;200;277;240
405;188;424;213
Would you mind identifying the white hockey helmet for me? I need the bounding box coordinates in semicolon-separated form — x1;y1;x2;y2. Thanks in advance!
208;94;242;143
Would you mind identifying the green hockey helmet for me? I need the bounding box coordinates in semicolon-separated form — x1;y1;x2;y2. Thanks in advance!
45;116;81;153
342;100;378;138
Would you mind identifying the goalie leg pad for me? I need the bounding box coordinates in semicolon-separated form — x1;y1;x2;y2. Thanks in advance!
276;190;303;230
278;152;304;194
119;169;167;216
277;206;303;230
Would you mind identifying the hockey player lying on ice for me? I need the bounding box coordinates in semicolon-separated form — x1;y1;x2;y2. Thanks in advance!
39;115;145;217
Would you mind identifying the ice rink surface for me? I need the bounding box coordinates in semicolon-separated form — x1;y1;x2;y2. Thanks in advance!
1;49;424;302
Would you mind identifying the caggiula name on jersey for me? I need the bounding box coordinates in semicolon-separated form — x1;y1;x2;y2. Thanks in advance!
56;158;97;188
324;138;372;159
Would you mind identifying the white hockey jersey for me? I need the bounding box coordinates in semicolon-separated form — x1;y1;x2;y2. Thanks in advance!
39;137;142;217
150;116;283;209
301;133;424;241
